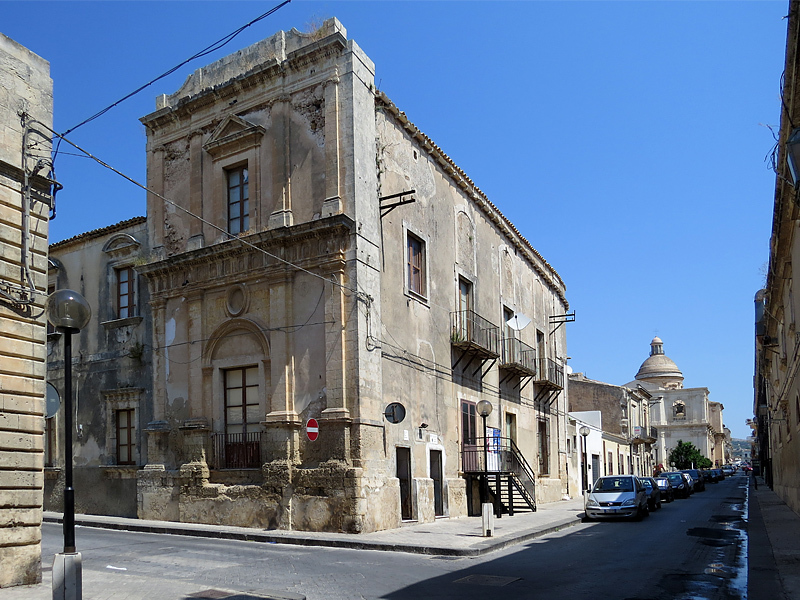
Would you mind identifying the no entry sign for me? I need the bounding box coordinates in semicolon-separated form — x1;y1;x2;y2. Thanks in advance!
306;418;319;441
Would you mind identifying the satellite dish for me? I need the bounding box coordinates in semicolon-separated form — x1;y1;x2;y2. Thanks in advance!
506;313;532;331
45;383;60;419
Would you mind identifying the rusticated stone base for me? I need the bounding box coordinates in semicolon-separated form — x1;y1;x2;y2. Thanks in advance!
0;543;42;588
137;458;404;533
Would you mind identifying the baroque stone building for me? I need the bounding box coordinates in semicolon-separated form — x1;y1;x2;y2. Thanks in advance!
0;34;53;587
627;337;725;467
134;19;570;532
45;217;152;518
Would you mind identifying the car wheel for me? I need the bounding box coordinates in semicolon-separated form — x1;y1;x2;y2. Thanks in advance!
657;499;662;509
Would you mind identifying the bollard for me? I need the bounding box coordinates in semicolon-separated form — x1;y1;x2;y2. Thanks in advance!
53;552;82;600
482;502;494;537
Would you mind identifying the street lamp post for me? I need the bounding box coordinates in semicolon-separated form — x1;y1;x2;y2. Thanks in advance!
46;290;91;600
476;400;493;535
579;426;590;493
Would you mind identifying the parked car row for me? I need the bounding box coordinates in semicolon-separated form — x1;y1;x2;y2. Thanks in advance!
583;466;739;521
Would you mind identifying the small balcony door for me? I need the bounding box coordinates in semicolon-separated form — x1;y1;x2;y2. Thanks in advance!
456;278;473;340
461;400;479;471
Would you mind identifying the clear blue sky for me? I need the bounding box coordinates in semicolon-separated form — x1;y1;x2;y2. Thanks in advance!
2;1;788;439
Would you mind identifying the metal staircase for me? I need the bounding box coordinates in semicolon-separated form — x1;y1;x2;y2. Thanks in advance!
461;436;537;516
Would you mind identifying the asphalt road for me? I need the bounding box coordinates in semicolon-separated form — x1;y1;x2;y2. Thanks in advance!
40;475;748;600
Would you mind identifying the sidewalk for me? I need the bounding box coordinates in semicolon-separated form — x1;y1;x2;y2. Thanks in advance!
42;496;586;557
749;475;800;600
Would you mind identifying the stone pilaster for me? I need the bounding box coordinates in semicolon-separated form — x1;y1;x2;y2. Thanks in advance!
322;70;342;217
264;274;301;462
269;97;294;229
187;130;204;250
320;269;352;462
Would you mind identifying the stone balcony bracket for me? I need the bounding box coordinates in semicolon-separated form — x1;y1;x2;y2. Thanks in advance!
319;407;353;424
180;417;210;431
262;411;303;427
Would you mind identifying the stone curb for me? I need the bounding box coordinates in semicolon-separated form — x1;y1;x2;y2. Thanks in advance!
43;513;584;557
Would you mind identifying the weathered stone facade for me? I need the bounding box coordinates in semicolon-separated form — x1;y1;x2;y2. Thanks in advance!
45;217;153;518
0;33;53;587
135;19;569;532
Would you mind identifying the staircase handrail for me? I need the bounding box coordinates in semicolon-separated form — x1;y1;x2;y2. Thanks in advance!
508;438;537;508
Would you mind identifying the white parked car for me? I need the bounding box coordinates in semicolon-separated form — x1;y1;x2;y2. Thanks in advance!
584;475;649;521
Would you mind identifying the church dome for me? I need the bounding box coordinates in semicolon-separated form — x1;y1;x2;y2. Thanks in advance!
635;337;683;387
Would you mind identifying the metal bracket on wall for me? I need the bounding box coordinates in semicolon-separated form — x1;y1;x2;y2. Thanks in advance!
549;311;575;335
380;189;416;217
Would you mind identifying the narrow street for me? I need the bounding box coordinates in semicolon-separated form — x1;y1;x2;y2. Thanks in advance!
24;475;748;600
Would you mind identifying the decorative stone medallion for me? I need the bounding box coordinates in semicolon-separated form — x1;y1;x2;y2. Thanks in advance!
226;283;249;317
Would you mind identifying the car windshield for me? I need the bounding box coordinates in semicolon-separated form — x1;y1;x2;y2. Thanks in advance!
642;479;653;489
593;477;633;492
666;474;683;483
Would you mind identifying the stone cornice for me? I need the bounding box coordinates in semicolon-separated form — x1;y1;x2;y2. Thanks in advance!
140;214;354;296
376;91;568;309
141;34;347;135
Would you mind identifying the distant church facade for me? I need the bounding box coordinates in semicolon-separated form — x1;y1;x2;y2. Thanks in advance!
626;337;728;467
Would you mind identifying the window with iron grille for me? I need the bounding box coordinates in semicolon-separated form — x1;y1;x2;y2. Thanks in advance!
227;166;249;235
116;266;135;319
407;232;426;297
116;409;135;465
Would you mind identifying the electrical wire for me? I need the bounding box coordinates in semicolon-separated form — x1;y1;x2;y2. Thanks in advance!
58;0;292;140
30;117;370;306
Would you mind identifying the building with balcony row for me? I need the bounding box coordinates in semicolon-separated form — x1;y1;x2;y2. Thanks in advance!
44;19;571;532
754;0;800;512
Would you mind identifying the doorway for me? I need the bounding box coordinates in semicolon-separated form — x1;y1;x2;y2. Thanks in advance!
430;449;444;517
397;447;413;520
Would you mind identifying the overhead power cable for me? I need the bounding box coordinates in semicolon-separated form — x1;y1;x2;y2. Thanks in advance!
33;117;370;305
58;0;291;140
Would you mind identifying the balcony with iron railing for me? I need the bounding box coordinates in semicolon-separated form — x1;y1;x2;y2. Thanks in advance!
450;310;501;359
211;431;265;469
630;425;657;444
533;357;564;389
500;337;537;377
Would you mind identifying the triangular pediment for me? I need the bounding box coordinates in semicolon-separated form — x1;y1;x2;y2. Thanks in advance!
208;115;254;144
204;116;265;159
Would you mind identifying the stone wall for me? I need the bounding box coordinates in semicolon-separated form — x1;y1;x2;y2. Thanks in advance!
0;33;52;587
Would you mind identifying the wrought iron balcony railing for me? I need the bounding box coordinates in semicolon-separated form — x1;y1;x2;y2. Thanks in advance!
211;431;264;469
500;337;537;376
533;358;564;389
450;310;501;358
